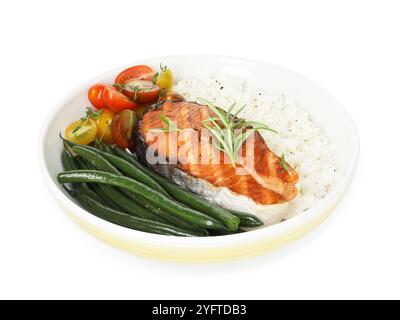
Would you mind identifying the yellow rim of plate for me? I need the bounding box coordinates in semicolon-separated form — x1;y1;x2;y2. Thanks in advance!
60;197;340;263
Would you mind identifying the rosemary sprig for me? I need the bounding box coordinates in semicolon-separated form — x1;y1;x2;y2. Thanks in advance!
160;63;168;72
279;154;291;175
71;119;83;134
198;97;276;167
87;108;104;119
149;113;181;133
157;88;168;102
132;85;141;101
113;83;125;92
152;72;159;84
153;64;168;84
71;125;82;135
118;84;140;101
114;82;143;101
72;108;103;134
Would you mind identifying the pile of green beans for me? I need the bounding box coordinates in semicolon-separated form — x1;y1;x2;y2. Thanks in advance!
58;139;263;237
112;146;264;229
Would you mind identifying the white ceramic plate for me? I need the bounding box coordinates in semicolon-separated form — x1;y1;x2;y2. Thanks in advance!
39;55;359;262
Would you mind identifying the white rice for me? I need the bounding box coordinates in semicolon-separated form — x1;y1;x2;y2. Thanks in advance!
173;76;338;225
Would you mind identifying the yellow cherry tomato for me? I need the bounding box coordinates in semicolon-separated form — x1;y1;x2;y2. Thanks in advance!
96;109;114;143
65;119;97;145
156;66;173;90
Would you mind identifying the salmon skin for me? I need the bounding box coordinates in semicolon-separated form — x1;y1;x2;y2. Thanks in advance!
135;101;299;205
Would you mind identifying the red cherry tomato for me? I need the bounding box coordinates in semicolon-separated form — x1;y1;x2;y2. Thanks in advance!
111;109;137;149
121;79;161;104
88;83;112;109
103;87;138;113
115;65;154;84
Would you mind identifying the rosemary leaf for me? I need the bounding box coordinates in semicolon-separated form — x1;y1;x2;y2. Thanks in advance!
233;104;247;118
280;154;290;174
71;125;82;135
233;128;256;156
241;121;277;133
149;113;181;133
227;102;237;114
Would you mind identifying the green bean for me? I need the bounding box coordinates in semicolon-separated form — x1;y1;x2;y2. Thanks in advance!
72;146;121;175
62;149;105;204
99;144;114;154
71;152;123;210
66;189;200;237
73;146;139;211
71;146;205;232
112;147;240;231
83;145;168;196
61;150;76;171
228;210;264;228
63;140;135;211
58;170;226;231
90;184;123;211
112;145;140;163
121;190;208;235
94;183;171;224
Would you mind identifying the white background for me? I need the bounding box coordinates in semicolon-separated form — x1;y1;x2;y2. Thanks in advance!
1;0;399;300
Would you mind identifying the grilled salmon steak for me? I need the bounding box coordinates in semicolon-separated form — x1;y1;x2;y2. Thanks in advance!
136;101;299;205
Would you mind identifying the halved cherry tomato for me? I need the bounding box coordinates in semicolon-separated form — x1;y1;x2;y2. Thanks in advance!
111;110;137;149
96;109;114;143
121;79;161;104
155;67;174;90
103;87;138;112
158;91;185;103
115;65;154;84
65;119;97;145
88;83;113;109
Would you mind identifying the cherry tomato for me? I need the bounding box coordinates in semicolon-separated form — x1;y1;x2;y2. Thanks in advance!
156;67;174;90
103;87;138;112
111;110;137;149
115;65;154;84
159;91;185;103
96;109;114;143
88;83;112;109
121;79;161;104
65;119;97;145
